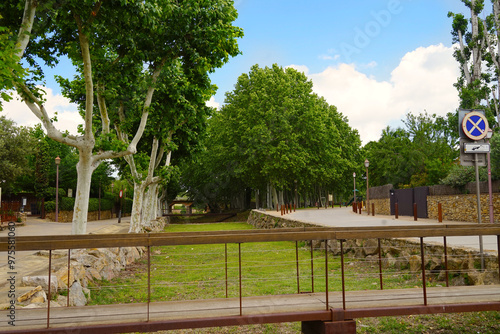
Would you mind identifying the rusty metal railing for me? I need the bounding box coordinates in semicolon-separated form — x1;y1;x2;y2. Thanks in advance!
1;224;500;333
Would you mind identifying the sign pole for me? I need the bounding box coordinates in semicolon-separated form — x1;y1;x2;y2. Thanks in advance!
474;153;484;271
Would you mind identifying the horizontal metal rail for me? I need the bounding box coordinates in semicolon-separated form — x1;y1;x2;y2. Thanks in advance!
2;224;500;251
1;225;499;334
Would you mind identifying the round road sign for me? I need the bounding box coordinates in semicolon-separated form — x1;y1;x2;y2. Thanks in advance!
462;111;489;141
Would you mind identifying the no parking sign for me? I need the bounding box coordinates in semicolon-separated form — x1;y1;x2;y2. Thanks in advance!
461;111;489;141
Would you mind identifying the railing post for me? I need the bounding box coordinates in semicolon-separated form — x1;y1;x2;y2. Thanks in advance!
414;203;418;221
497;236;500;281
67;249;71;307
225;243;228;298
420;237;427;306
239;243;242;316
147;245;151;322
340;240;346;310
324;239;329;311
310;241;314;293
372;203;375;216
395;203;399;219
438;203;443;223
378;239;383;290
296;241;300;294
47;249;52;329
443;237;449;287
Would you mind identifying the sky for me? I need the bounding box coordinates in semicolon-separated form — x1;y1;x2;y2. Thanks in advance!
4;0;472;144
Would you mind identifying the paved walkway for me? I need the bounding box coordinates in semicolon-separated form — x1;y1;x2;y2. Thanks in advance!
264;207;499;253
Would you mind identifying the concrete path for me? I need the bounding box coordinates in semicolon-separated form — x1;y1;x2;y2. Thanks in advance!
264;207;499;253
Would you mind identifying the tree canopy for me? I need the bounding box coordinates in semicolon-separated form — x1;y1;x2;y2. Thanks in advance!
1;0;242;233
182;64;362;209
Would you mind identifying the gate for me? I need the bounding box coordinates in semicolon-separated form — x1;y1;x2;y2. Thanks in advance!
390;187;428;218
1;201;20;222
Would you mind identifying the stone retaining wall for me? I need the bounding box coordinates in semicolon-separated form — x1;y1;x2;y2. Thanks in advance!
370;198;391;216
248;210;499;286
428;193;500;223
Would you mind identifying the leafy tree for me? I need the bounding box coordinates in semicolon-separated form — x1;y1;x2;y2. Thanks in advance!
364;112;459;188
2;0;242;234
448;0;500;126
0;116;34;192
183;64;361;209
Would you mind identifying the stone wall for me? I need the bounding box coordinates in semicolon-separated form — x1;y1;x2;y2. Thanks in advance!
248;210;499;286
247;210;318;229
428;193;500;223
370;198;391;216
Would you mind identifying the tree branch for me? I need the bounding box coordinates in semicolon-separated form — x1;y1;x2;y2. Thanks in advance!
14;0;37;60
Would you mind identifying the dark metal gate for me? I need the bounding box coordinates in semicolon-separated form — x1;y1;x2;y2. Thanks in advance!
390;187;428;218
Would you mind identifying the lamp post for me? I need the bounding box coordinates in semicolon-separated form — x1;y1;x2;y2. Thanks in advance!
294;180;298;210
353;172;356;207
55;156;61;222
365;159;370;215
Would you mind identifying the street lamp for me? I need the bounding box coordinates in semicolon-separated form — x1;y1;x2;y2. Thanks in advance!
365;159;370;215
55;156;61;222
353;172;356;209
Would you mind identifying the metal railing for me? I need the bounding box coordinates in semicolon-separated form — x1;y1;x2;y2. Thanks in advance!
1;224;500;333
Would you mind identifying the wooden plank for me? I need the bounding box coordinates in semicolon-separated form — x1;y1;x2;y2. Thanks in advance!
1;285;498;332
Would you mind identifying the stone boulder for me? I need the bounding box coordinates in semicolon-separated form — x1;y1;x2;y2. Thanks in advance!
22;276;58;295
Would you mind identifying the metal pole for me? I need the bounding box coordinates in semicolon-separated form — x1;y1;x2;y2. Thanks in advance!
378;239;383;290
366;164;369;215
324;239;329;310
475;154;485;271
488;151;494;223
296;241;300;294
47;249;52;328
98;181;101;220
310;242;314;293
239;243;242;316
420;237;427;306
55;163;59;223
443;237;449;287
225;243;228;298
340;240;346;310
353;173;356;208
147;246;151;322
67;249;71;307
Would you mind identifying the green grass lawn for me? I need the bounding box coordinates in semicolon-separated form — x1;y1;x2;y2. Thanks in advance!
87;222;500;334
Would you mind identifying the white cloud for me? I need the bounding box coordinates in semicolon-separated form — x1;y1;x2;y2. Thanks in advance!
2;88;81;135
298;43;460;144
206;96;221;110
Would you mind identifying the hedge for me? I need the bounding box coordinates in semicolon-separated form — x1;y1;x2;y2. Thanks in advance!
45;197;114;213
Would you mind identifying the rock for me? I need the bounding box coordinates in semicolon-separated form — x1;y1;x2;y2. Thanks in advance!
22;276;58;295
363;239;379;256
468;271;485;285
409;255;422;273
17;286;47;304
35;250;68;259
429;256;442;272
69;281;87;306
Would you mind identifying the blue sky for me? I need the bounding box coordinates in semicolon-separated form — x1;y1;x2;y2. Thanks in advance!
209;0;464;101
5;0;472;144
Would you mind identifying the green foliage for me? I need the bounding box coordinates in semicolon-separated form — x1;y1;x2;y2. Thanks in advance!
181;64;361;208
364;112;459;188
441;164;488;189
0;116;35;193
